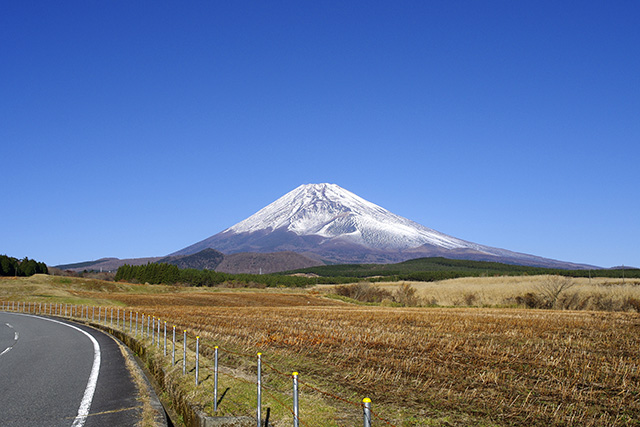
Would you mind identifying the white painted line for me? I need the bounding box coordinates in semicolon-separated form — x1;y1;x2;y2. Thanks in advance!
70;323;100;427
1;323;17;357
5;313;101;427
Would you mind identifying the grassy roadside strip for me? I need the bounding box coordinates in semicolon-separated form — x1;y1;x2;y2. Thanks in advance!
90;320;358;426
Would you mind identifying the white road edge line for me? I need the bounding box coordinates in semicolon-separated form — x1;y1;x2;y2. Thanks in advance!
5;313;101;427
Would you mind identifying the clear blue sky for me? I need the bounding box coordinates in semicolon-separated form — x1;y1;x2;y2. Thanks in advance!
2;1;638;268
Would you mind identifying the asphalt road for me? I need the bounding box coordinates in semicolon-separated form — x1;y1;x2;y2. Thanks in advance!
0;312;148;426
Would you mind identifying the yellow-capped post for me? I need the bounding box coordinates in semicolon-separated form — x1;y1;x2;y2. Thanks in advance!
257;352;262;427
292;372;299;427
195;336;200;386
214;346;219;412
183;330;187;375
363;398;372;427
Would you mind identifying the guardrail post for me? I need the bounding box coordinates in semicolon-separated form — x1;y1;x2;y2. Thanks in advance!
172;326;176;365
110;307;113;327
152;317;155;344
293;372;299;427
136;312;139;336
183;330;187;375
157;318;160;349
214;346;219;412
164;321;167;356
195;336;200;386
257;353;262;427
363;398;372;427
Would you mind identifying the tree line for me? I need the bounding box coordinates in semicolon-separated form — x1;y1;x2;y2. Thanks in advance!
114;259;640;288
288;257;640;280
114;262;357;287
0;255;49;277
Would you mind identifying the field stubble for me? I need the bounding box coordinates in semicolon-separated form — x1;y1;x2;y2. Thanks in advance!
106;295;640;426
3;275;639;426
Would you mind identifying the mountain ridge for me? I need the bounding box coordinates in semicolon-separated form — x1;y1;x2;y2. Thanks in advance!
173;183;596;270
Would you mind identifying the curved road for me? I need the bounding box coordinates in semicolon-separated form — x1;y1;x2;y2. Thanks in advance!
0;312;156;426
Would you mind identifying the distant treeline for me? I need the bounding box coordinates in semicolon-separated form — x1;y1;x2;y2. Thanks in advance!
114;257;640;287
0;255;49;277
114;263;354;287
286;257;640;280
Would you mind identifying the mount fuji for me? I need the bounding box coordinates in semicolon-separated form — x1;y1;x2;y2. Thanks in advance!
172;183;591;269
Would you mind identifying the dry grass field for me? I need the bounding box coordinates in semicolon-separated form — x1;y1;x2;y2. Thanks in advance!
332;275;640;310
2;275;639;426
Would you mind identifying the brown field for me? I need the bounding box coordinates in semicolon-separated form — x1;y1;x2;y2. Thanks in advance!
2;275;640;426
321;275;640;310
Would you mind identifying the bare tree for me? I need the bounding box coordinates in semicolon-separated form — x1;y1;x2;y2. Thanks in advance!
395;283;419;307
536;276;576;309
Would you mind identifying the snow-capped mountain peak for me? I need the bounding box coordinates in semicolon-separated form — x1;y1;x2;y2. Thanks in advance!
172;183;594;269
226;183;472;251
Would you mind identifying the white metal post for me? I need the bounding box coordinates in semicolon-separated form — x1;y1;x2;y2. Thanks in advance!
195;336;200;386
363;398;372;427
293;372;299;427
257;353;262;427
183;330;187;375
214;346;219;412
172;326;176;365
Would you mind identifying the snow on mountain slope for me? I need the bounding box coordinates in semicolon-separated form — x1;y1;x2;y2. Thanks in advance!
225;183;481;251
172;183;594;269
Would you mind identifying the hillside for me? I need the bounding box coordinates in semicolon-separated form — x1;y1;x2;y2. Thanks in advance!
157;248;225;270
172;183;596;269
215;251;323;274
57;249;323;275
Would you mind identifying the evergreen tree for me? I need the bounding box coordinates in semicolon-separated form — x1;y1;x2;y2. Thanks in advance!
0;255;17;276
